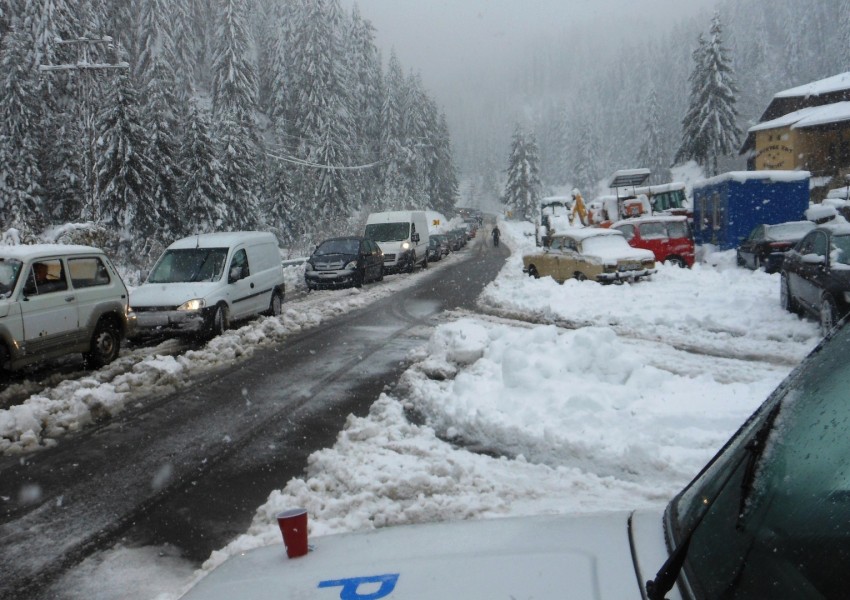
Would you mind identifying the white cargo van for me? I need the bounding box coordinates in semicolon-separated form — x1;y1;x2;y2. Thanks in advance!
130;232;285;339
364;211;430;273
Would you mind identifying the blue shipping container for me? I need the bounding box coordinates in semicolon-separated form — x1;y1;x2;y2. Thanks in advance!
692;171;810;250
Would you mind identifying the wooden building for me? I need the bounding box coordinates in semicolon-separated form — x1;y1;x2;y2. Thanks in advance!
740;73;850;195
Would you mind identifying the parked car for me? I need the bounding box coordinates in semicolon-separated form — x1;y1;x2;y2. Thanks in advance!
737;220;815;273
130;232;285;340
451;228;468;248
611;215;695;268
305;236;384;290
180;307;850;600
444;230;464;251
780;223;850;334
522;229;656;283
0;244;135;371
427;237;445;262
433;234;451;257
463;221;478;239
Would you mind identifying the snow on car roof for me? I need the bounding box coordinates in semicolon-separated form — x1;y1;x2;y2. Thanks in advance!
553;228;624;240
0;244;103;261
167;231;276;249
611;215;688;227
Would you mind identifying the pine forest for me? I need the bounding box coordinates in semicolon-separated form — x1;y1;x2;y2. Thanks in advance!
0;0;460;268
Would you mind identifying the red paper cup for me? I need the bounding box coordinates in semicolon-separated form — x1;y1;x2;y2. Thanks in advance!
276;509;308;558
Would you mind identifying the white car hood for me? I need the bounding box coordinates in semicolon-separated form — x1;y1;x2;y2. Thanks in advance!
0;298;12;318
130;282;219;308
181;511;665;600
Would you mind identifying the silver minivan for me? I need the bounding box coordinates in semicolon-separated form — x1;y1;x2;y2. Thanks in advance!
0;244;135;371
130;232;286;339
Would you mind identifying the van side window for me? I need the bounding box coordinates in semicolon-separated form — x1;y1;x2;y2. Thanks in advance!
229;249;250;281
27;259;68;295
69;257;111;289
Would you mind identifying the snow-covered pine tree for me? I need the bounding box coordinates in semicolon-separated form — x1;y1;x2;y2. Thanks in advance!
211;0;257;116
170;0;198;102
572;116;600;194
503;125;541;221
430;111;459;216
378;50;409;211
0;25;45;236
215;107;261;230
180;99;228;235
636;87;671;185
144;60;184;241
286;0;355;231
95;73;157;250
675;13;741;176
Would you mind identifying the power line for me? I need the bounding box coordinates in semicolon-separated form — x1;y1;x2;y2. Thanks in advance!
265;151;386;171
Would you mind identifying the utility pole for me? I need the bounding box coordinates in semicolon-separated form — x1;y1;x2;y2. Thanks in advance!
39;36;129;223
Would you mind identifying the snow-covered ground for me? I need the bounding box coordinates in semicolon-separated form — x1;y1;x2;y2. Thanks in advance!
24;220;822;599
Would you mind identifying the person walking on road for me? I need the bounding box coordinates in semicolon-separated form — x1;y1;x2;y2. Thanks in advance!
492;225;501;247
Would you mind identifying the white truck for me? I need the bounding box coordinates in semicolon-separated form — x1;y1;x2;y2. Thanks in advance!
364;210;430;273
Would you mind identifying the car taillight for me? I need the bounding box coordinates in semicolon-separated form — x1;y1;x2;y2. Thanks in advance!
769;242;792;250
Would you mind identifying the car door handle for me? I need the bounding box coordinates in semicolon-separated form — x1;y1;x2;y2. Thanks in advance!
250;283;255;289
65;295;75;302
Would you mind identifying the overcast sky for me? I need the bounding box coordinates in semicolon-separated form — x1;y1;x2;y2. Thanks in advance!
346;0;719;101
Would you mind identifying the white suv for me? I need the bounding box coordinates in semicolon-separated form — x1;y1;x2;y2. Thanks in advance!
0;245;135;371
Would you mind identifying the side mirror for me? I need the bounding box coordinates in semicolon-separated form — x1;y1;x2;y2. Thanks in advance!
412;233;420;243
229;266;241;283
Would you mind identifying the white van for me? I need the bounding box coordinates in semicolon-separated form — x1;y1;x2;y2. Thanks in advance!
130;232;285;339
364;210;430;273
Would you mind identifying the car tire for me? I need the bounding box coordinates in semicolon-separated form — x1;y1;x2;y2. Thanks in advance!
266;289;283;316
354;268;364;288
528;265;539;279
574;272;588;281
406;253;416;274
753;255;761;270
666;256;686;268
378;264;384;281
780;274;800;315
208;304;229;339
84;319;121;368
422;254;428;270
820;294;838;336
0;343;10;373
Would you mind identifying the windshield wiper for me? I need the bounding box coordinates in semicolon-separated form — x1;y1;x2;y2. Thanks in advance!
645;402;782;600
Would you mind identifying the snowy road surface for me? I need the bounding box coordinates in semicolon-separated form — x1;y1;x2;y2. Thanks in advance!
0;220;823;600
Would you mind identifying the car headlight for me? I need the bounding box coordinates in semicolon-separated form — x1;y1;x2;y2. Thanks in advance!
844;291;850;304
402;241;411;250
177;298;206;311
345;261;358;270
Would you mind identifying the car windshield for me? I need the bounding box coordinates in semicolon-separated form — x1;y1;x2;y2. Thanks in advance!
581;234;631;256
364;223;410;242
669;324;850;599
0;258;23;299
765;221;815;241
148;248;228;283
315;239;359;256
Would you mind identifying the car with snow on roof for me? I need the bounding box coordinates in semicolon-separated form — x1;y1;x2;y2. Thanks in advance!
522;228;655;283
304;236;384;290
130;232;285;340
180;308;850;600
0;244;135;371
736;220;815;273
780;223;850;334
611;215;695;268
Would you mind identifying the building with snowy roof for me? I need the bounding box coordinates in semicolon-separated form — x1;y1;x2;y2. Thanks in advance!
740;72;850;195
